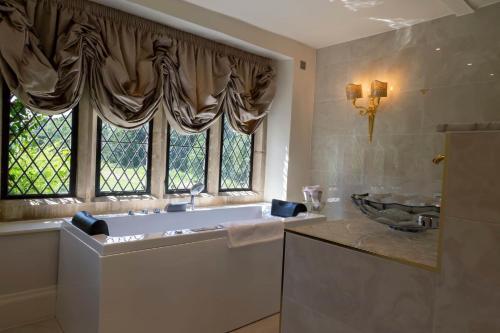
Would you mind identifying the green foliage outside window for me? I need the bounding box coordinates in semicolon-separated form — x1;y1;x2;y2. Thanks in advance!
166;127;207;193
97;121;151;195
4;95;74;197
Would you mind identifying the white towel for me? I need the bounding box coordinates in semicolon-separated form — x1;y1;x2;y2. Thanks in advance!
222;218;284;248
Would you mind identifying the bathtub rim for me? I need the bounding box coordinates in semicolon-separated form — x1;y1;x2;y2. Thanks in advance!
62;204;326;256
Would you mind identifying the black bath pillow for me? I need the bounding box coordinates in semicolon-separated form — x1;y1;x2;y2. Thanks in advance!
72;211;109;236
270;199;307;218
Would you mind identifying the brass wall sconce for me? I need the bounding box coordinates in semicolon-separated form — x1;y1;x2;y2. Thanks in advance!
345;80;388;143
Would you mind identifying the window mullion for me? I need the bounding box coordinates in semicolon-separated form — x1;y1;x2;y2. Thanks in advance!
150;111;166;199
219;115;254;192
206;118;222;195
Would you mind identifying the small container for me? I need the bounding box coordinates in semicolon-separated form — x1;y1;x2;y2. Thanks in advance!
417;214;440;229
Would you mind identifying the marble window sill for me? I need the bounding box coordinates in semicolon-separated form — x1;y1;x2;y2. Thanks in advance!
0;219;63;236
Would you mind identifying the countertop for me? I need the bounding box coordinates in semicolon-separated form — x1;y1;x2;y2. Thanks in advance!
437;122;500;132
286;211;439;271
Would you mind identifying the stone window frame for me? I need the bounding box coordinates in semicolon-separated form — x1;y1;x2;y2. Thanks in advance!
0;82;267;221
0;86;79;200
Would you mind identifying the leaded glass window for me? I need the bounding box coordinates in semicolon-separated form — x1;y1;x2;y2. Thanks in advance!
96;119;152;196
166;126;209;193
219;116;254;191
1;92;78;199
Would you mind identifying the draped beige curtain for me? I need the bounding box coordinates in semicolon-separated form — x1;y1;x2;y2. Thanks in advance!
0;0;276;133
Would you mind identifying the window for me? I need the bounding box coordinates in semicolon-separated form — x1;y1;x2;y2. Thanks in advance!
219;116;254;191
166;126;209;193
1;92;78;199
95;119;152;196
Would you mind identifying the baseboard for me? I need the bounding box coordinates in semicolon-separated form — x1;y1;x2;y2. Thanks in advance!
0;286;56;331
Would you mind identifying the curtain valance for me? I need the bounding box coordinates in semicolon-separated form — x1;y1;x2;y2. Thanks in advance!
0;0;276;134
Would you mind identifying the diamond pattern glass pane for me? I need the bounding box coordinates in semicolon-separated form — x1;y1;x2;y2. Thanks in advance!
97;120;151;195
166;127;208;193
220;116;253;190
3;94;76;198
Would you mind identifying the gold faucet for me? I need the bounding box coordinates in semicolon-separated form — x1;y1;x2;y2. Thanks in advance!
432;154;445;165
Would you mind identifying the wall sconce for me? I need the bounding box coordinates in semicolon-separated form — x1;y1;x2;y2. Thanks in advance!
345;80;388;143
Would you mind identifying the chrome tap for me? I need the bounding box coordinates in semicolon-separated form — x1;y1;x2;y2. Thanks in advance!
190;183;205;210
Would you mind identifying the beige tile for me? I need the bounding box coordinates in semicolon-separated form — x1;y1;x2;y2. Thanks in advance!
434;217;500;333
231;314;280;333
443;131;500;224
0;232;59;295
1;320;62;333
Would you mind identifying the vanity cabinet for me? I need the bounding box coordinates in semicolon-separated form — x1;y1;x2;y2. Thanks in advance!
281;128;500;333
281;232;436;333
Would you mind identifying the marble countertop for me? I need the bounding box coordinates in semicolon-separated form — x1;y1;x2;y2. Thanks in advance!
286;213;439;270
437;122;500;132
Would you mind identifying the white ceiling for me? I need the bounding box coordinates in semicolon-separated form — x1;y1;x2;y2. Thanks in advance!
182;0;498;48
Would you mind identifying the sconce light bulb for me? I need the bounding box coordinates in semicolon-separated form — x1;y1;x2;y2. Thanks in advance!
467;63;473;66
490;73;495;76
435;47;441;51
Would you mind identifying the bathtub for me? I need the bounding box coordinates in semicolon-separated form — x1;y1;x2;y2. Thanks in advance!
56;204;325;333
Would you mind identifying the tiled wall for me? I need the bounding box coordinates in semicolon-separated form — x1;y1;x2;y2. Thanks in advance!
434;130;500;332
312;3;500;209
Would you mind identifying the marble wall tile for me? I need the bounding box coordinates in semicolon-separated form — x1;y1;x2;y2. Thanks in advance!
316;43;351;67
347;27;424;62
424;4;500;45
434;217;500;333
421;85;482;133
479;82;500;122
376;90;424;134
312;2;500;207
313;100;362;135
282;233;436;333
443;131;500;224
422;35;500;89
315;63;349;103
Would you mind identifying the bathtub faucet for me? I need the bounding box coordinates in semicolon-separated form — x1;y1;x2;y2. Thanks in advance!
190;183;205;210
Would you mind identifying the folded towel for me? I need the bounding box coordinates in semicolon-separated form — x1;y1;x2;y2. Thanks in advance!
270;199;307;218
72;211;109;236
222;218;284;248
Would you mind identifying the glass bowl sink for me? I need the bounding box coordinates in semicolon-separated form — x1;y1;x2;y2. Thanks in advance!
351;193;440;232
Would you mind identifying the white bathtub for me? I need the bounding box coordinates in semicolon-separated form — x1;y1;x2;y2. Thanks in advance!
56;204;325;333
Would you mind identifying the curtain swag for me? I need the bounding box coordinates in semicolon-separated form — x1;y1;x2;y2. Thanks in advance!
0;0;276;134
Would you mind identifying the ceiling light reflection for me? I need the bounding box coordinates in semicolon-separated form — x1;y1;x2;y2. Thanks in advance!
341;0;383;12
369;17;424;29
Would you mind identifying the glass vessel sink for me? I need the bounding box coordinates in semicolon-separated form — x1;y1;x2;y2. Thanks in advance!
351;193;440;232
